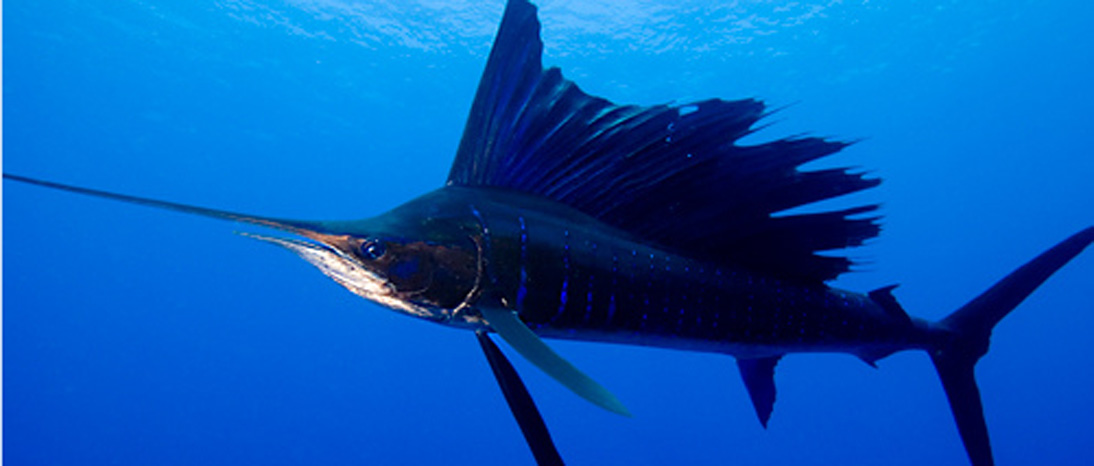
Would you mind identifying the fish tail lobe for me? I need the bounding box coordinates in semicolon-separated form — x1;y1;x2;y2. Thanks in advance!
928;227;1094;466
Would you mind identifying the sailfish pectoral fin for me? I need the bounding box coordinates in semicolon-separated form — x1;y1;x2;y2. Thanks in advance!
477;332;564;466
479;307;631;417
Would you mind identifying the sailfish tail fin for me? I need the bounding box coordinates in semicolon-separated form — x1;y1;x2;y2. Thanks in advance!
929;227;1094;466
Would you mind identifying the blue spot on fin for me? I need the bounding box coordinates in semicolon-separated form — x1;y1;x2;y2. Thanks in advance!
446;0;879;283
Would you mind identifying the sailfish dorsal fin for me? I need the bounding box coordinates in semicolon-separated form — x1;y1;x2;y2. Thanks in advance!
447;0;880;283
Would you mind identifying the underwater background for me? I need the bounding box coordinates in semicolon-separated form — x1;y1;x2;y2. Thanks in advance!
4;0;1093;464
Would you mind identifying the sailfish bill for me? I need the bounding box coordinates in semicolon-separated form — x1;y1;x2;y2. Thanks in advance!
5;0;1092;465
2;173;319;234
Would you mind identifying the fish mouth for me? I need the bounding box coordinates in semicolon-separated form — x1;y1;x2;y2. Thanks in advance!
242;231;445;321
238;231;395;299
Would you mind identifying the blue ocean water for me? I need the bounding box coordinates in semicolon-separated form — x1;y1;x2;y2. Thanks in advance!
4;0;1092;464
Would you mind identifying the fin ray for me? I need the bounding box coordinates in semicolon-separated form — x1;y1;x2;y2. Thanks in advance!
736;356;781;428
931;227;1094;466
447;0;879;283
480;307;630;416
477;332;564;466
868;284;912;324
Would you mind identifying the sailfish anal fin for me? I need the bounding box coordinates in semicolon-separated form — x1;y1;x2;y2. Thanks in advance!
480;307;630;417
736;356;781;428
447;0;880;284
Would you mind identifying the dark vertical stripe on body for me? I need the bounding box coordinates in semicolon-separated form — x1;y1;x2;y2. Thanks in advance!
469;204;497;292
551;229;572;324
608;253;619;324
584;241;597;325
643;252;654;330
516;215;528;311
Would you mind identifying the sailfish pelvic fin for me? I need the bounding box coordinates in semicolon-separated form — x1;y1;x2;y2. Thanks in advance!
477;332;564;466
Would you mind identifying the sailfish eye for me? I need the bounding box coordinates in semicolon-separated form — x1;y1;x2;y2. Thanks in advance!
359;240;387;260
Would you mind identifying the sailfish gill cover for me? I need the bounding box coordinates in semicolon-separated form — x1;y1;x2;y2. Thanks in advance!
4;1;1093;465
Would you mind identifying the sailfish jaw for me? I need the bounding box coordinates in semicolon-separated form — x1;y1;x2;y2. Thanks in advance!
237;231;435;320
2;173;423;317
4;173;450;323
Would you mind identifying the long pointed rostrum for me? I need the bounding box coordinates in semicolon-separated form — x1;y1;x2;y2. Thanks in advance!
2;173;321;234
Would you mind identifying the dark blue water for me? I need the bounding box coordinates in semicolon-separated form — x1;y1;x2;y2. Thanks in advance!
5;1;1092;465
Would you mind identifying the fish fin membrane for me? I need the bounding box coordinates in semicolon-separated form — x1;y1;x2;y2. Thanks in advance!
447;0;880;283
868;284;912;324
477;332;564;466
736;356;781;428
480;307;630;417
930;226;1094;466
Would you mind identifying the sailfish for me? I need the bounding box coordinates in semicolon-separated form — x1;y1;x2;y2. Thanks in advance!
5;0;1092;464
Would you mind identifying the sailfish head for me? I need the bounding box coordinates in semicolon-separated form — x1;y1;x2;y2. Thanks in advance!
242;195;484;325
3;174;482;325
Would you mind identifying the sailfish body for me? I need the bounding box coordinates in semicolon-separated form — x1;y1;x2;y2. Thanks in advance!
385;185;927;360
5;0;1092;465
